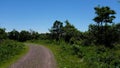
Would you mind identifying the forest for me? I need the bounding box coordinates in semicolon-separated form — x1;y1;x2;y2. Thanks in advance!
0;6;120;68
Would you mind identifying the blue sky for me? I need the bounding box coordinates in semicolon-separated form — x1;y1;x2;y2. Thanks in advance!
0;0;120;33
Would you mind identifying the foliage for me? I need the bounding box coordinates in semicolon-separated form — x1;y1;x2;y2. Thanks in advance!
72;44;120;68
49;20;63;41
0;5;120;68
28;40;81;68
62;20;82;44
0;28;7;41
8;29;20;41
80;31;93;46
49;20;82;44
92;6;117;46
38;33;50;40
19;30;31;42
93;6;116;26
29;29;40;40
115;23;120;43
0;40;25;65
8;29;40;42
88;23;119;46
29;40;120;68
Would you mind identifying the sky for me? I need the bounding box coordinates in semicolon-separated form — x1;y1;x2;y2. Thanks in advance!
0;0;120;33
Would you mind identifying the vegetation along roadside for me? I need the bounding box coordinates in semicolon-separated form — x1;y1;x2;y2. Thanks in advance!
0;40;28;68
0;5;120;68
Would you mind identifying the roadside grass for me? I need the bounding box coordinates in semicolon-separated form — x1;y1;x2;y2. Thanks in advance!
72;44;120;68
28;40;120;68
27;40;82;68
0;40;29;68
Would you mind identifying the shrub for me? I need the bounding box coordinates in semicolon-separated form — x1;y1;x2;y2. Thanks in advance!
0;40;25;64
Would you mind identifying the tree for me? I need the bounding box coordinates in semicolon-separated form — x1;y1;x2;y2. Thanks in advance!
8;29;19;41
19;30;31;42
93;6;116;26
0;28;7;42
115;23;120;43
29;29;39;40
93;6;116;46
39;33;50;40
63;20;82;44
115;23;120;33
88;24;99;45
49;20;63;41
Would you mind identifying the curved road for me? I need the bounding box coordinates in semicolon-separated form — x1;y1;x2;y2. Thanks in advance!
9;44;56;68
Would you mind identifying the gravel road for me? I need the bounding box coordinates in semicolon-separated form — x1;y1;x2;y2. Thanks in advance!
9;44;56;68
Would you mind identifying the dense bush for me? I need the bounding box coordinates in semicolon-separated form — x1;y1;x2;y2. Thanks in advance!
29;38;120;68
30;40;82;68
8;29;20;41
72;44;120;68
88;24;119;47
7;29;40;42
0;40;25;64
0;28;7;42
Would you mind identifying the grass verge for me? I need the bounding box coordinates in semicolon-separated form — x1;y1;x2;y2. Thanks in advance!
27;40;120;68
0;42;29;68
27;40;81;68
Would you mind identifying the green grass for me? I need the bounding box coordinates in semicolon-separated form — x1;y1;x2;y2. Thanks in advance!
72;44;120;68
28;40;120;68
0;40;29;68
27;40;82;68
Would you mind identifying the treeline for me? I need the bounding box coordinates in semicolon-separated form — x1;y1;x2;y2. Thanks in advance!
0;29;27;67
0;6;120;47
0;5;120;67
0;21;120;47
0;29;40;42
48;6;120;47
49;21;120;47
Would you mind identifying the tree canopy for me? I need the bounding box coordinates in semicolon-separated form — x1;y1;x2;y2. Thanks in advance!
93;6;116;26
91;6;117;46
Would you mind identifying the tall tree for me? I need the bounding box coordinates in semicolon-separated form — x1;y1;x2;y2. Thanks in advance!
29;29;39;40
0;28;7;42
93;6;116;46
63;20;82;44
19;30;31;42
115;23;120;43
8;29;19;41
93;6;116;26
49;20;63;41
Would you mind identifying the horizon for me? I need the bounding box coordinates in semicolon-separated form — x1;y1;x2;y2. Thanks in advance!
0;0;120;33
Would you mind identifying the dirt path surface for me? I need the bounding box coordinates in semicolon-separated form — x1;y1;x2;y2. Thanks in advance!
9;44;57;68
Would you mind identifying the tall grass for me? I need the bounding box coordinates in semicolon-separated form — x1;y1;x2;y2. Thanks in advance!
72;44;120;68
0;40;28;68
28;40;82;68
28;40;120;68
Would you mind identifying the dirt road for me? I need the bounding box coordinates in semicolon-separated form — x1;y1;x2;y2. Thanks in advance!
9;44;56;68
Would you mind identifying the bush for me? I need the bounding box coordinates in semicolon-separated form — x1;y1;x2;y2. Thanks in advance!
0;40;25;64
0;28;7;40
71;44;120;68
72;45;84;58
